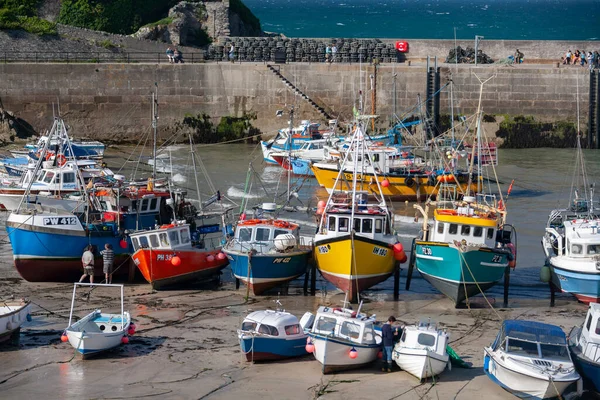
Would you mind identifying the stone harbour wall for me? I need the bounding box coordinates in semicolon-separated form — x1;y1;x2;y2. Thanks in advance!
0;62;592;141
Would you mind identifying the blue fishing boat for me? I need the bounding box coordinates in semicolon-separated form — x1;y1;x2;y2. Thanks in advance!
238;305;312;361
290;157;313;176
223;219;312;295
569;303;600;392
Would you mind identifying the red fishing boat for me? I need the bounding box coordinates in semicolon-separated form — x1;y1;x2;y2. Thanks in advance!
130;222;229;289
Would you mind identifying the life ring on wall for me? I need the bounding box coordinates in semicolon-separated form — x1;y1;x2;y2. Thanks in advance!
56;154;67;167
405;177;415;188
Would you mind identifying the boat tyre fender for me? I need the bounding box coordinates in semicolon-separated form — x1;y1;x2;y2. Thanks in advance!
405;177;415;188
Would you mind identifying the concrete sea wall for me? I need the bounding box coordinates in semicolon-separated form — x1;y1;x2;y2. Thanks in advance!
0;61;593;141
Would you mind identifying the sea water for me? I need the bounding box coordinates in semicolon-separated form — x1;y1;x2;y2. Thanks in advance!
243;0;600;40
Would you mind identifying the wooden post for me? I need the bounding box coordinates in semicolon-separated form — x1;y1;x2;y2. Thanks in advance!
550;282;556;307
393;263;400;300
310;257;317;296
128;259;136;283
303;263;310;296
405;238;416;290
503;265;510;308
235;278;240;290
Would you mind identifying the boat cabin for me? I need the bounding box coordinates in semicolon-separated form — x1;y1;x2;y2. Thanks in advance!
310;306;379;345
130;224;192;252
490;320;570;363
240;310;309;339
399;320;449;356
549;219;600;258
94;189;169;231
230;219;300;253
27;162;80;191
578;303;600;361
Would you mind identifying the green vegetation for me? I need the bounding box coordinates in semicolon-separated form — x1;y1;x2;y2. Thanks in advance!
58;0;179;34
141;16;173;29
176;112;261;144
497;115;579;148
97;39;115;49
0;0;57;35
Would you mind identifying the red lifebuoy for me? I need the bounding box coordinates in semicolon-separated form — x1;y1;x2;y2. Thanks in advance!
56;154;67;166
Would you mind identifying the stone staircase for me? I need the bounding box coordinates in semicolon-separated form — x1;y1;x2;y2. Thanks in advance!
266;64;332;120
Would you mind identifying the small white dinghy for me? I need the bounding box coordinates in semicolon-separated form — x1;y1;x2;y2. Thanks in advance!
392;319;450;380
484;320;582;399
0;299;31;343
62;283;134;358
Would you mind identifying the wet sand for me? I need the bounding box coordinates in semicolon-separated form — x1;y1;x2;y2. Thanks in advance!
0;251;591;400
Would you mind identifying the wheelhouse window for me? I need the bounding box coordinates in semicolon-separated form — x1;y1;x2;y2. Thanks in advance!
595;316;600;335
437;222;445;234
159;232;169;246
131;237;140;251
572;244;583;255
362;219;373;233
150;198;158;210
449;224;458;234
473;226;483;237
180;229;190;244
241;321;256;331
284;324;301;335
315;316;337;333
375;219;383;233
506;338;539;356
238;227;252;242
139;236;149;248
461;225;471;235
63;173;75;183
149;234;159;248
339;217;349;232
487;228;494;239
141;199;149;212
274;229;288;238
353;218;361;232
540;344;569;360
417;333;436;347
328;216;336;231
340;321;361;340
169;230;180;246
588;244;600;255
43;171;54;183
255;227;270;242
258;324;279;336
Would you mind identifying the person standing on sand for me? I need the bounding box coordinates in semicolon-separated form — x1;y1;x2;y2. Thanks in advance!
381;316;398;372
100;243;114;284
79;245;95;284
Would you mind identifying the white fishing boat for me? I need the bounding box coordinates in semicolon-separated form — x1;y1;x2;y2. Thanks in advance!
568;303;600;392
0;299;31;343
62;283;133;358
392;319;450;380
484;320;581;399
306;302;382;374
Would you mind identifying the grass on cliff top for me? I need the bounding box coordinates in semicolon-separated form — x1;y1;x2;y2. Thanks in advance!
0;8;57;36
141;16;173;29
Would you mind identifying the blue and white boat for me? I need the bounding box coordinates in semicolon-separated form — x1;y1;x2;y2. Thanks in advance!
223;218;312;295
261;120;324;164
568;303;600;392
484;320;581;399
24;132;105;159
238;304;312;361
541;136;600;303
64;283;133;358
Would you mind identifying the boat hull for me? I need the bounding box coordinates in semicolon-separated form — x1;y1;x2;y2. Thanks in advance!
309;333;379;374
314;234;396;300
310;164;478;201
132;248;228;290
290;158;314;176
224;249;312;295
239;335;308;361
0;302;31;343
66;311;131;358
569;331;600;392
7;220;131;282
549;261;600;303
415;241;509;306
484;351;578;399
392;348;448;380
0;193;84;212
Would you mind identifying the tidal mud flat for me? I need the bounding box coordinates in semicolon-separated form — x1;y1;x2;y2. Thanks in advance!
0;250;590;400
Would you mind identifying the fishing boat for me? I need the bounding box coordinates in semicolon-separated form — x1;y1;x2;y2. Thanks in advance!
238;301;312;361
410;76;516;307
131;222;229;289
23;131;105;159
223;218;312;295
541;135;600;303
313;117;403;301
568;303;600;391
392;319;450;380
0;299;31;343
261;120;324;164
484;320;581;399
62;283;133;358
306;303;382;374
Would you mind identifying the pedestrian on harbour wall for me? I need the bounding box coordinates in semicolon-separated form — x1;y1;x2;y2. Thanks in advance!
229;44;235;62
173;48;183;63
79;245;95;284
581;50;587;66
331;44;338;63
100;243;114;284
381;316;399;372
565;50;572;65
166;47;174;63
325;44;331;62
514;49;523;64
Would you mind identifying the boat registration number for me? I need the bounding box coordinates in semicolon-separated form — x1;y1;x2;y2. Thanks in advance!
157;254;173;261
273;257;292;263
372;247;388;256
422;247;432;255
491;255;503;263
317;245;329;254
42;217;78;226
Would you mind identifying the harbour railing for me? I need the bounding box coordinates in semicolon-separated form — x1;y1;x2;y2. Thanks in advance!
0;51;209;64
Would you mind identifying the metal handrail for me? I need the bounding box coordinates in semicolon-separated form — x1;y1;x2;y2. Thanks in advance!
0;51;208;64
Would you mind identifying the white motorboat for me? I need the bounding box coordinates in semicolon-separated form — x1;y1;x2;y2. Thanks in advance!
568;303;600;392
392;319;450;380
306;303;381;374
62;283;133;358
0;299;31;343
484;320;581;399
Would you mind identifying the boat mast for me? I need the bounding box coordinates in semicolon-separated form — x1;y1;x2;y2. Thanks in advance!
287;106;294;202
189;134;203;209
152;83;158;180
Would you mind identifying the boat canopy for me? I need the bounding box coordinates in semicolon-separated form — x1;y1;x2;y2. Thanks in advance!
501;320;567;345
240;310;303;338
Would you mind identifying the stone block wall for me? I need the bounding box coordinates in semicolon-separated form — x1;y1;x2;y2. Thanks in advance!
0;62;590;141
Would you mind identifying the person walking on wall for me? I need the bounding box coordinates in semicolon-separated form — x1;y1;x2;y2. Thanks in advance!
229;44;235;62
100;243;115;284
325;44;331;63
381;316;399;372
79;245;95;284
331;44;338;63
